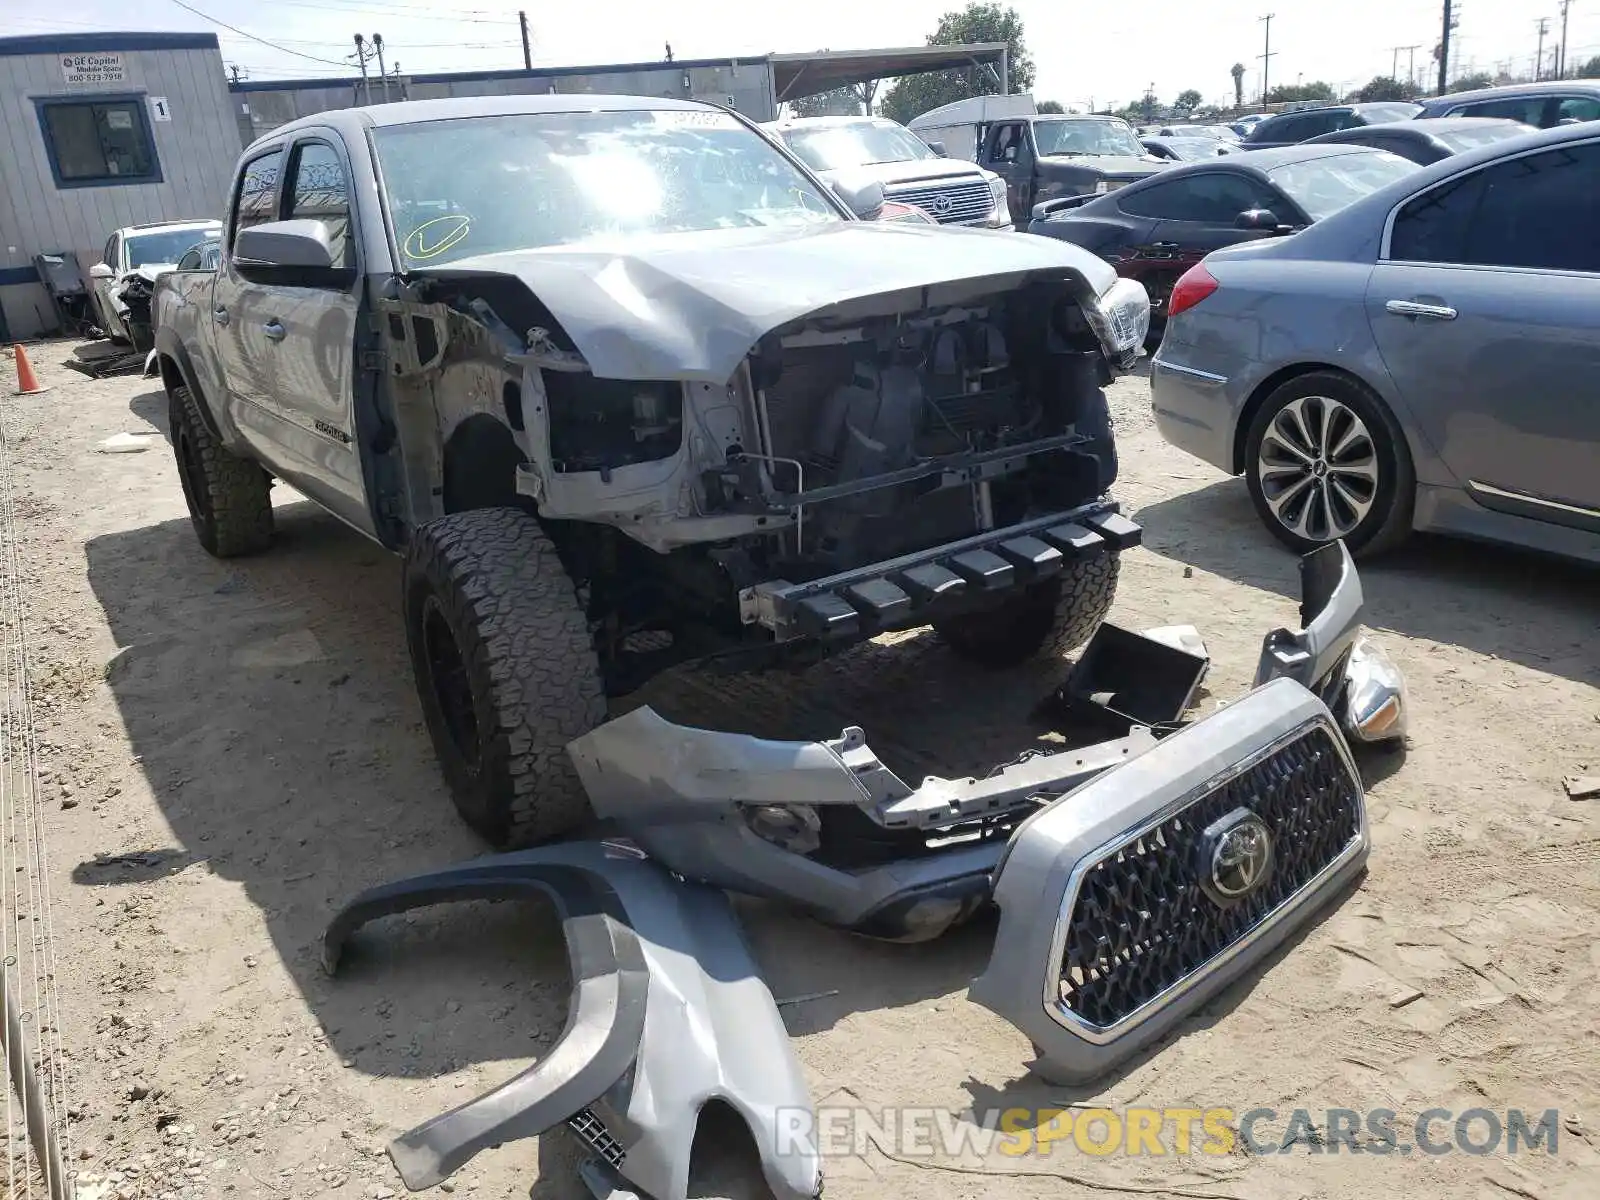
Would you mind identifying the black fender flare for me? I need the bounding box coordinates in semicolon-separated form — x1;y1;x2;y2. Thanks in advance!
323;856;649;1191
153;326;225;444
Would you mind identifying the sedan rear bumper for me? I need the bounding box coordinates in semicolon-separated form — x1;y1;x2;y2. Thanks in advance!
1150;350;1239;473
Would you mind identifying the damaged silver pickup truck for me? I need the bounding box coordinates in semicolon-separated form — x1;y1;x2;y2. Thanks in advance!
151;94;1150;846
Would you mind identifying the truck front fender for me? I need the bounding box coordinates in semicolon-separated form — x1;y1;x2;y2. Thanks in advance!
324;841;822;1200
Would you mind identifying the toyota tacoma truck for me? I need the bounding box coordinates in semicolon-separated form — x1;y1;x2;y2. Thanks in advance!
151;94;1150;848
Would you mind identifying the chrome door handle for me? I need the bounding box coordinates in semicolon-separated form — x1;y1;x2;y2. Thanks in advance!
1385;299;1457;321
213;306;230;326
263;320;287;342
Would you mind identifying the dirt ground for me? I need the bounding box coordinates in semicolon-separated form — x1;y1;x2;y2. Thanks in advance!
3;339;1596;1200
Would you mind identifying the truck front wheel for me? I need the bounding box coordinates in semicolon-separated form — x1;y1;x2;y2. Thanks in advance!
403;508;607;848
935;553;1120;668
169;384;273;557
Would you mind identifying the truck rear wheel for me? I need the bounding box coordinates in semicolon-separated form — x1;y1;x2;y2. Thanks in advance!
403;508;606;848
169;384;273;557
935;553;1120;668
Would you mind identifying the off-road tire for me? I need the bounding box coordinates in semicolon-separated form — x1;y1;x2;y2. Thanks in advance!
935;552;1120;668
403;507;606;848
1243;371;1414;558
169;384;273;557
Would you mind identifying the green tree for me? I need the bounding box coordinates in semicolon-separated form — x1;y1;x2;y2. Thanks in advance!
1174;88;1203;113
1578;55;1600;78
1352;75;1417;102
1265;81;1335;103
879;3;1036;124
1446;72;1494;93
788;87;862;118
1230;63;1246;109
1036;99;1065;113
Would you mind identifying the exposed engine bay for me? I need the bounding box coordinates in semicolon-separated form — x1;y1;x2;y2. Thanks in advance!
375;262;1143;691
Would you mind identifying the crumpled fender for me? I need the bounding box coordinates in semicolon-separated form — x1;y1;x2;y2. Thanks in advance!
323;841;822;1200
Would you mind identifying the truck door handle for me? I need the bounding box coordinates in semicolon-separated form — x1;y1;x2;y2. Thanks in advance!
1150;241;1180;249
1385;299;1457;321
263;320;287;342
213;305;230;326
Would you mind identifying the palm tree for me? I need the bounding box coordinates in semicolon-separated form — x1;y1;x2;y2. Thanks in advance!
1231;63;1246;111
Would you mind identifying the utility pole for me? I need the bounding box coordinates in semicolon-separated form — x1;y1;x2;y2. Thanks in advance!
519;11;532;70
1405;44;1420;89
1558;0;1571;77
1534;17;1549;81
1258;14;1277;103
373;33;390;103
664;42;673;62
1392;46;1402;80
227;63;243;85
353;34;374;105
1437;0;1452;94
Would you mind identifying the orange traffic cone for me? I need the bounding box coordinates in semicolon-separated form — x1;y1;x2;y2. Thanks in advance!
11;343;47;396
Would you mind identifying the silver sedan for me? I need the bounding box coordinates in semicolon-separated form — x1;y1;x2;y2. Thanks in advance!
1150;122;1600;565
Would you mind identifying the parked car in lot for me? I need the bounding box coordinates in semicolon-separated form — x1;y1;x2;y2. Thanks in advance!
1028;144;1419;330
1141;135;1232;162
1414;79;1600;127
151;93;1152;847
1150;123;1600;565
762;115;1011;228
1303;116;1534;164
89;219;222;346
1241;102;1423;149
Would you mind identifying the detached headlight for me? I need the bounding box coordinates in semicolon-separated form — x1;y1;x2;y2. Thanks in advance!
1340;634;1408;744
1088;276;1151;360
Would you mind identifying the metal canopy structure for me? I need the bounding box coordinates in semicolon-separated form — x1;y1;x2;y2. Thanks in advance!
770;42;1010;102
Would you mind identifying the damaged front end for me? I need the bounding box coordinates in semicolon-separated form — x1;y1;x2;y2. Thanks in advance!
323;840;822;1200
374;231;1147;689
570;541;1401;1077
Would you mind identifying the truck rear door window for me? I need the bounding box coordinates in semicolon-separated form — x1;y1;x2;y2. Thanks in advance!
233;148;285;250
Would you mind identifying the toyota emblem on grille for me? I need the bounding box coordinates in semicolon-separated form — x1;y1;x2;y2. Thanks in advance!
1198;808;1275;904
930;194;955;216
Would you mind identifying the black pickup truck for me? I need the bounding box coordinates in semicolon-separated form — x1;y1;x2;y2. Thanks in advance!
977;115;1169;227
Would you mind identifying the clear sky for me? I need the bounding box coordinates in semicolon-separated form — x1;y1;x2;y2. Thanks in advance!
6;0;1599;112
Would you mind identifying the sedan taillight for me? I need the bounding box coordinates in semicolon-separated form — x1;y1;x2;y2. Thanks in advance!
1167;263;1219;317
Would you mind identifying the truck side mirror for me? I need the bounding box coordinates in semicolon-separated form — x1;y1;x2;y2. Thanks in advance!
235;219;337;269
927;140;949;157
830;177;887;221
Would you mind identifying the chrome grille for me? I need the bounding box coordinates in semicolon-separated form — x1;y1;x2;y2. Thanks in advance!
885;177;995;225
1056;724;1361;1030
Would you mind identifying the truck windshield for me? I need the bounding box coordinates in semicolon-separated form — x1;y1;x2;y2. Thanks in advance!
1032;119;1146;158
126;228;221;268
1266;150;1420;220
778;121;937;171
374;108;842;268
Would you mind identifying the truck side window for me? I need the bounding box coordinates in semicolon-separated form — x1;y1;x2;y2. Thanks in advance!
991;124;1021;163
286;140;354;270
232;148;285;252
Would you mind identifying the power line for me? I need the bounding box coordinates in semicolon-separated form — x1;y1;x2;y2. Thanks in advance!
163;0;355;66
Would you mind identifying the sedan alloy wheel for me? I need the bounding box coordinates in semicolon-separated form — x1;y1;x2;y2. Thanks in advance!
1256;395;1378;541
